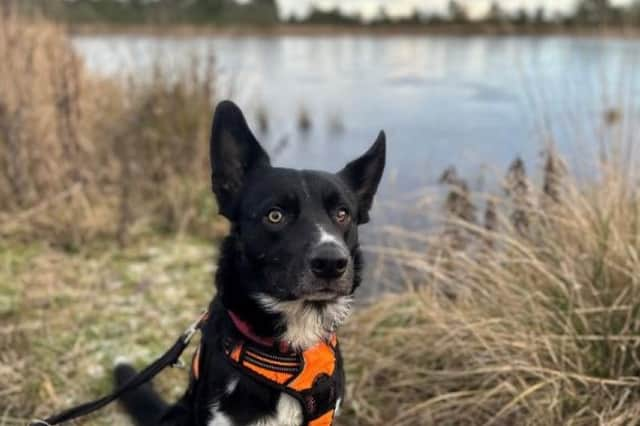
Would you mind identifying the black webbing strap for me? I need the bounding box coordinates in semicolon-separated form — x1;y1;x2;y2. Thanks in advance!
30;311;208;426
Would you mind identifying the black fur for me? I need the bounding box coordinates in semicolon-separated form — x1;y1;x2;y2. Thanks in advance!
115;100;385;426
114;364;169;426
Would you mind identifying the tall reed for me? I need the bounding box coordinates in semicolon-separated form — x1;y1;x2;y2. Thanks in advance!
0;14;220;247
342;153;640;425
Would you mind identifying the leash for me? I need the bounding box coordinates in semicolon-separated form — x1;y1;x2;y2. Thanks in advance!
30;310;209;426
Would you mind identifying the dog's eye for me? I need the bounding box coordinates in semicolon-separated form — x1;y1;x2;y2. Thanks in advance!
265;208;285;225
335;208;350;224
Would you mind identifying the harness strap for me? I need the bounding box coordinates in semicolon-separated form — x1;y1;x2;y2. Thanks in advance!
31;311;209;426
214;334;339;425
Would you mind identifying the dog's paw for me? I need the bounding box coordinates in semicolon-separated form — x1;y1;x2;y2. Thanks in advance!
113;359;137;387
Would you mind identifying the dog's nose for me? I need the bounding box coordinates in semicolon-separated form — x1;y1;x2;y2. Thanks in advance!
310;244;348;279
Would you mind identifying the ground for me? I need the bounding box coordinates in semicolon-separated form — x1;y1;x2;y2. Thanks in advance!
1;236;217;425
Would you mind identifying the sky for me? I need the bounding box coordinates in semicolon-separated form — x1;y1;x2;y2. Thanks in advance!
277;0;633;20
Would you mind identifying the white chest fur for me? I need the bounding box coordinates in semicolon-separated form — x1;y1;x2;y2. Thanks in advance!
208;393;302;426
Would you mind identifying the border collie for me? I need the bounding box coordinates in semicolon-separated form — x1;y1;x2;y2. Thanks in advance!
115;100;386;426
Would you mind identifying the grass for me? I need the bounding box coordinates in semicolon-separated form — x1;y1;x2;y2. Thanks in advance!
0;14;219;247
0;236;217;425
339;161;640;425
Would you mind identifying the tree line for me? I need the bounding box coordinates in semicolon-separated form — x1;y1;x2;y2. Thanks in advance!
9;0;279;26
6;0;640;28
297;0;640;29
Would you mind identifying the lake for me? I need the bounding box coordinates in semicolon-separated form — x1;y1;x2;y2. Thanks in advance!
73;34;640;210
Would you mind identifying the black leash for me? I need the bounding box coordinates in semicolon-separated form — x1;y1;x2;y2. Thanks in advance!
30;311;208;426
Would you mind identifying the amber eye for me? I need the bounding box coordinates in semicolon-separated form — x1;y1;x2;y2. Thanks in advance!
266;208;284;225
335;208;350;224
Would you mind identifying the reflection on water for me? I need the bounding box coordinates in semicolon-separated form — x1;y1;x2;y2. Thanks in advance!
73;35;640;202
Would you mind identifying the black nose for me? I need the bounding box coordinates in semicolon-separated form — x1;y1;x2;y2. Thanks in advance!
310;244;348;279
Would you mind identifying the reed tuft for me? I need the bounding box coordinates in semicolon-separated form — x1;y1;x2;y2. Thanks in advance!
342;150;640;426
0;14;222;247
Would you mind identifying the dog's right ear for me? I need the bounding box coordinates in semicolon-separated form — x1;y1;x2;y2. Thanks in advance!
210;100;271;219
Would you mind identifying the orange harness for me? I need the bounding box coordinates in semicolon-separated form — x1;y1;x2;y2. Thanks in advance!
192;312;339;426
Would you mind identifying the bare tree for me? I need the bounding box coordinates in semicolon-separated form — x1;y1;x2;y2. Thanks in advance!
448;0;468;23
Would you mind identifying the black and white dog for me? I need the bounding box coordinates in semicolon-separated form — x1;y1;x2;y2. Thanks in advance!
115;100;386;426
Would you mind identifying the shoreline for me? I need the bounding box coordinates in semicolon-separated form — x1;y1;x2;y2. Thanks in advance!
67;23;640;39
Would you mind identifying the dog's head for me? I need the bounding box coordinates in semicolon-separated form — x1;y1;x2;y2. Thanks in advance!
210;101;385;348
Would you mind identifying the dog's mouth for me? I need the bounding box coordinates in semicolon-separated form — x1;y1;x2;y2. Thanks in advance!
303;290;341;302
301;283;353;302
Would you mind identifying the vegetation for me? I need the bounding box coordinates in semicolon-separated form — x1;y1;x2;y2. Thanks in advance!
448;0;470;24
291;7;361;26
1;235;216;425
13;0;280;26
11;0;640;32
0;14;223;248
300;0;640;30
341;152;640;424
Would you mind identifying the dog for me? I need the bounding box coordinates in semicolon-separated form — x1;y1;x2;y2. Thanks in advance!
114;100;386;426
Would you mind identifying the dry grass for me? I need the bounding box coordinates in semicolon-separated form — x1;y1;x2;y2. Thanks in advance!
0;14;221;247
0;236;216;425
340;160;640;425
0;17;227;423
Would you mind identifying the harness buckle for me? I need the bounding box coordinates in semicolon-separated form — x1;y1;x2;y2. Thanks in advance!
181;310;208;345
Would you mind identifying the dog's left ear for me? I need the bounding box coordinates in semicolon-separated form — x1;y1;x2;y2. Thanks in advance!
210;100;271;219
338;131;386;224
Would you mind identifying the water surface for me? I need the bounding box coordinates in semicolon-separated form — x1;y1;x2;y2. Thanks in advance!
73;34;640;207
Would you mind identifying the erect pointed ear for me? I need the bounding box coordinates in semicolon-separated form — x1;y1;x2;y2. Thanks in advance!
210;100;271;219
338;131;386;224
